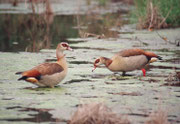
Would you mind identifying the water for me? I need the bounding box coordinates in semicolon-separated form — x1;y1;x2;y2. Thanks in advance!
0;0;129;52
1;29;180;123
0;0;180;124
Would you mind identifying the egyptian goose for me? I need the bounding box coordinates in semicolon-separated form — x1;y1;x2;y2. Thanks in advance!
92;48;162;76
16;42;72;88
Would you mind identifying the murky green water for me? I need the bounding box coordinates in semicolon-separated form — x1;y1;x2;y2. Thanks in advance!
0;0;127;52
0;1;180;124
0;14;78;52
1;27;180;123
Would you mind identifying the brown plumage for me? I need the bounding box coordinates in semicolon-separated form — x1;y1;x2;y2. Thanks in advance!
22;63;64;76
93;48;162;76
16;42;72;88
117;48;161;59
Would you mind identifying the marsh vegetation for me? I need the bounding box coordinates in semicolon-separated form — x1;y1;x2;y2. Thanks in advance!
0;0;180;124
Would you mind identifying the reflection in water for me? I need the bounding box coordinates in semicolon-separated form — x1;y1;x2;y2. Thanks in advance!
0;1;78;52
0;13;121;52
77;12;122;38
0;1;126;52
0;13;79;52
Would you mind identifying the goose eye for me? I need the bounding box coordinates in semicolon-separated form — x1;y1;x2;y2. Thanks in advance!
95;59;100;64
62;43;68;47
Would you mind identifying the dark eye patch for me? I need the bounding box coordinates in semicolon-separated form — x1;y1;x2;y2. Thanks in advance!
95;59;100;63
62;43;68;47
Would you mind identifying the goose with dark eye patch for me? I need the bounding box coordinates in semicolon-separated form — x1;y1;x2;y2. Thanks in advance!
92;48;162;76
16;42;72;88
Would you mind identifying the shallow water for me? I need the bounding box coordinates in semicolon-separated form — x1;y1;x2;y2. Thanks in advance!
0;27;180;123
0;1;180;124
0;0;129;52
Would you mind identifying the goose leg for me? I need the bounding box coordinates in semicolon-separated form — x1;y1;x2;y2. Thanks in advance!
122;71;126;76
141;68;146;76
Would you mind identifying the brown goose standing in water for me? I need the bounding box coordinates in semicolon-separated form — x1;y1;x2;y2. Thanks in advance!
16;42;72;88
92;48;162;76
